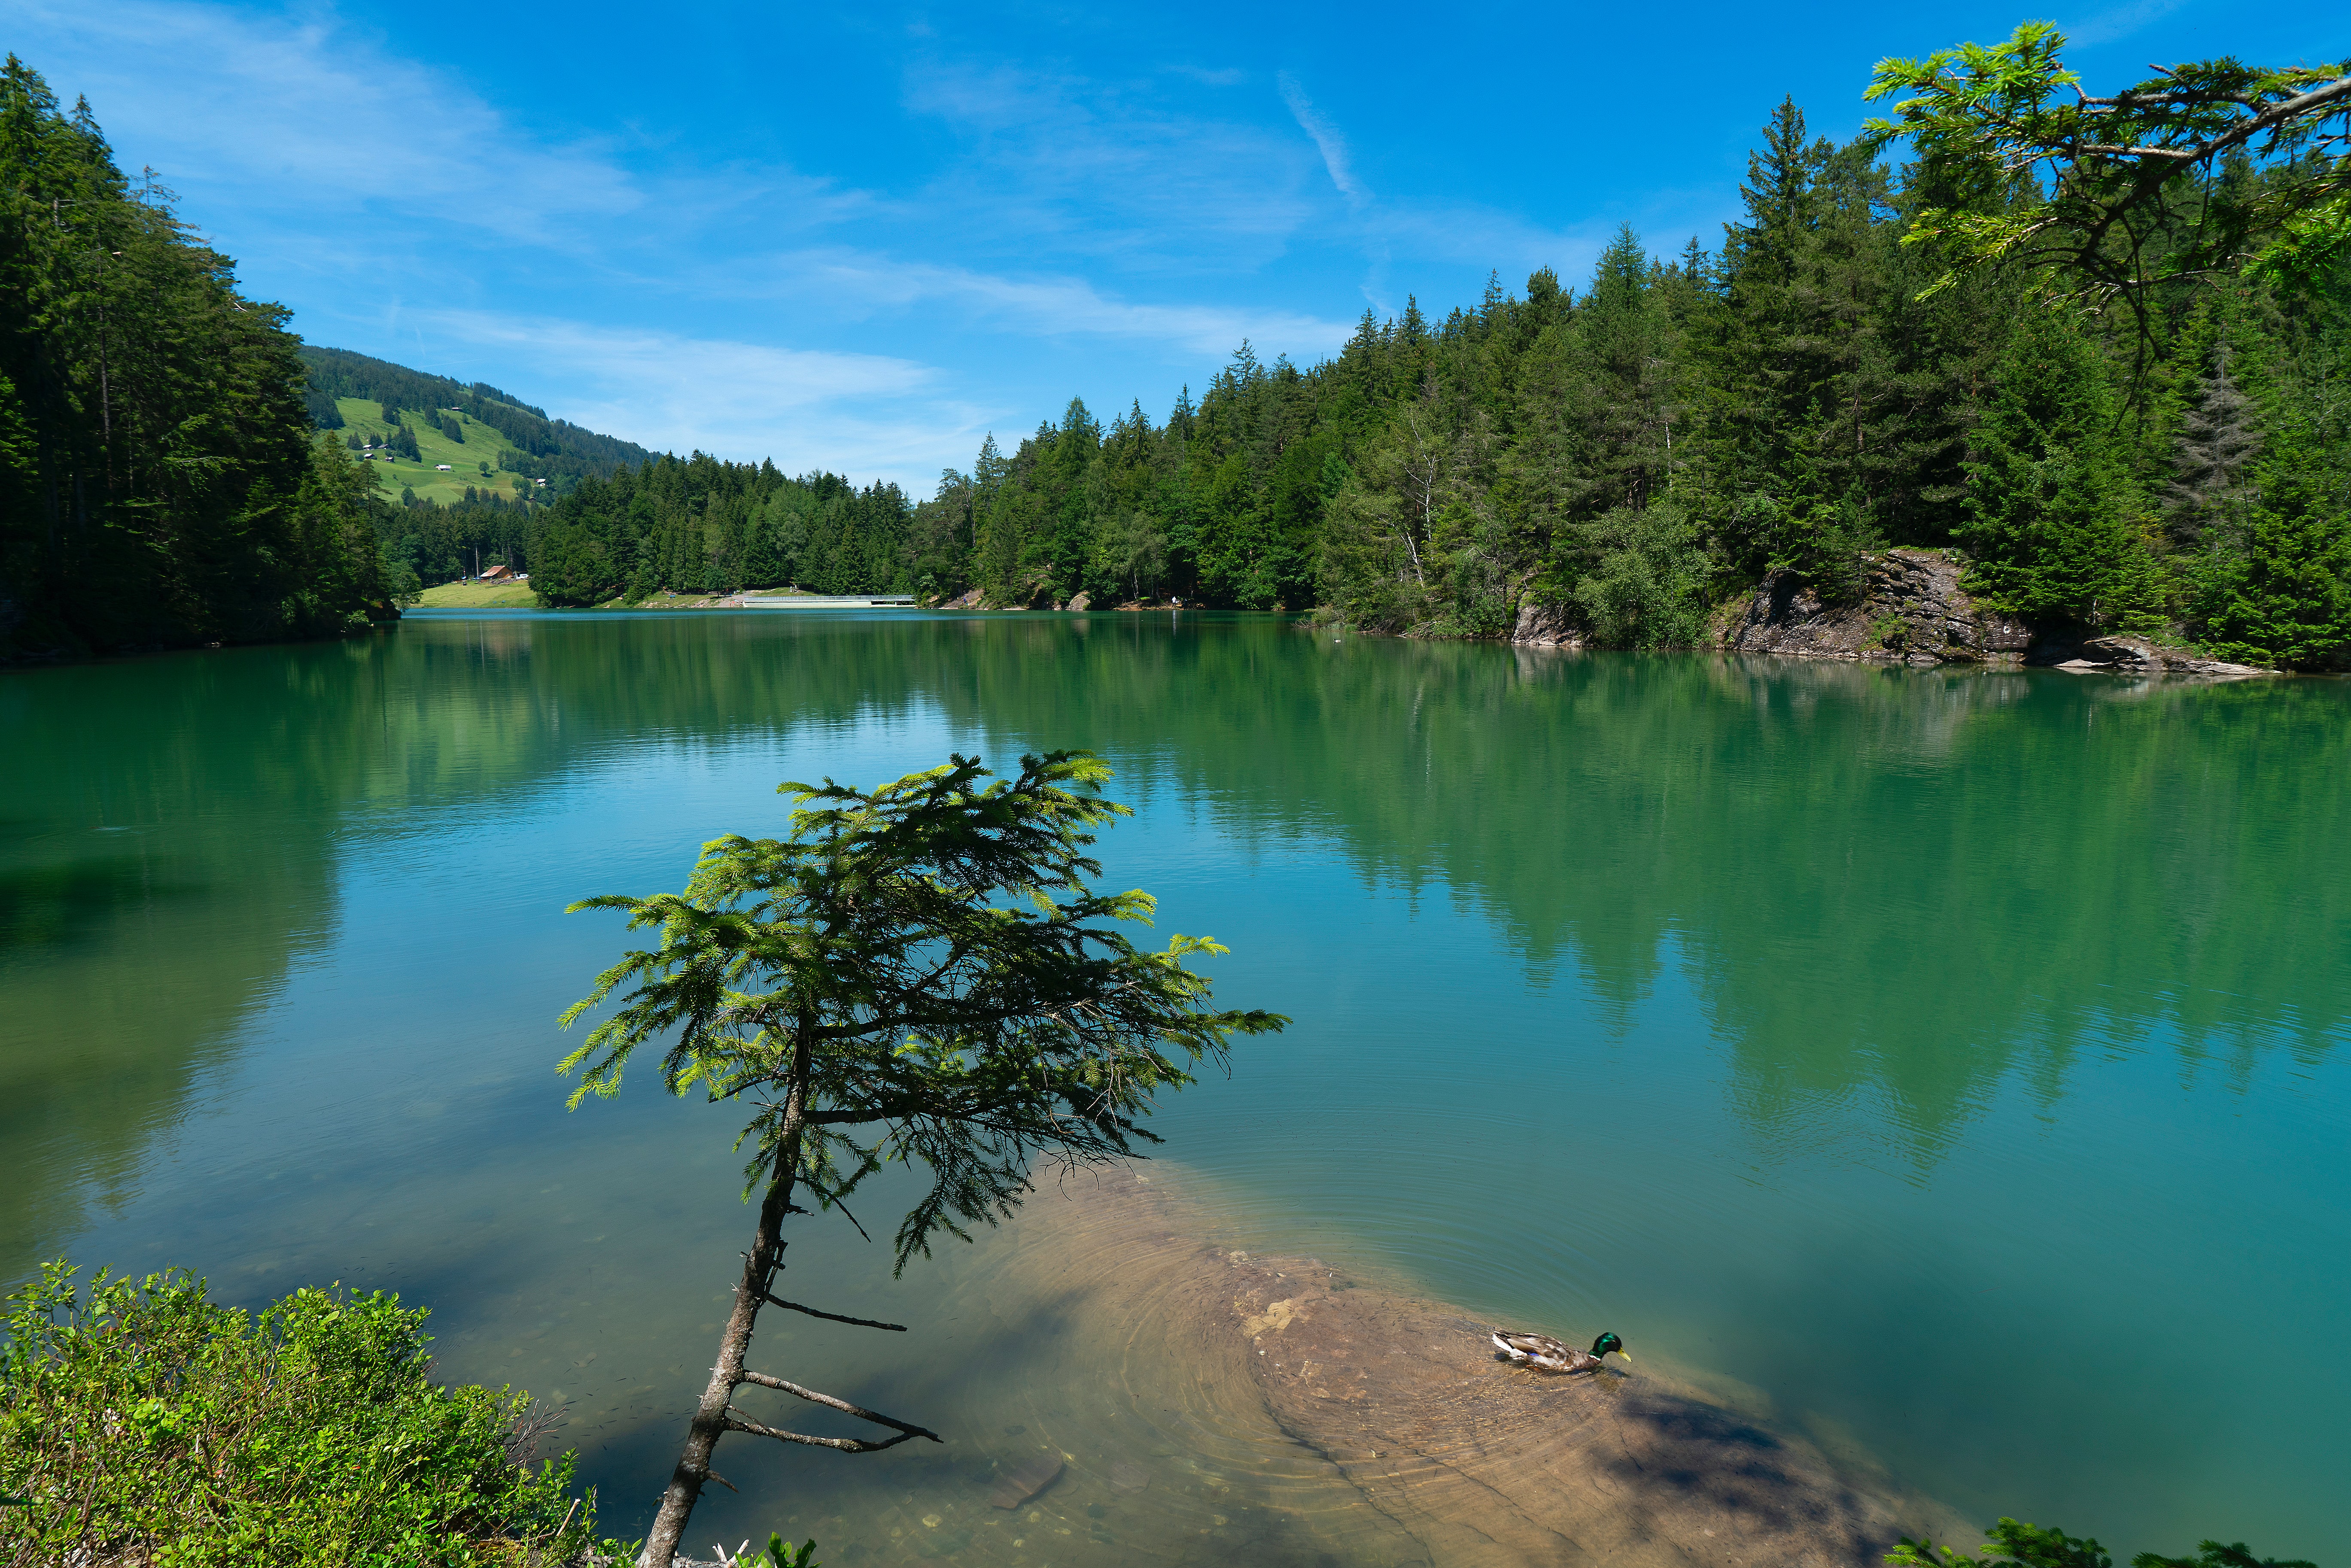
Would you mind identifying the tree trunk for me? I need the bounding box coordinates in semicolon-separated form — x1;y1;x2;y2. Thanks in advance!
637;1035;812;1568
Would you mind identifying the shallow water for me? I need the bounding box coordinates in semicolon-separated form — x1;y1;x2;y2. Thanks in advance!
3;610;2346;1561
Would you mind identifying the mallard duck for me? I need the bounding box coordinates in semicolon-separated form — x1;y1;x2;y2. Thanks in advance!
1490;1329;1628;1374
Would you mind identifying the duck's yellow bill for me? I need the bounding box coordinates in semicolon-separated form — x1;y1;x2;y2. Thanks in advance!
1620;1351;1632;1360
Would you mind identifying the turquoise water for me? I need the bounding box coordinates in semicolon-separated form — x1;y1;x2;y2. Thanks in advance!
3;610;2346;1561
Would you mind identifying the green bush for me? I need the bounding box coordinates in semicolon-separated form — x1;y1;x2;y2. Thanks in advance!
1889;1517;2317;1568
0;1261;628;1567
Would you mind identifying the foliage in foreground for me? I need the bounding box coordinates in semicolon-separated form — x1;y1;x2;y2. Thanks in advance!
1891;1517;2318;1568
0;1261;625;1568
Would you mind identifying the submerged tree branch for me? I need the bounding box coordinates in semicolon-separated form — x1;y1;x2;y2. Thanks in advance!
757;1291;908;1333
734;1370;944;1442
721;1411;928;1453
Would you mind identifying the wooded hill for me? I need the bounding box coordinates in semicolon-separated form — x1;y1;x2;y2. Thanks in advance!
298;346;653;485
295;352;647;591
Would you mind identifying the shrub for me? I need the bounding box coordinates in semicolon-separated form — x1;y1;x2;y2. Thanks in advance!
0;1261;628;1567
1889;1517;2317;1568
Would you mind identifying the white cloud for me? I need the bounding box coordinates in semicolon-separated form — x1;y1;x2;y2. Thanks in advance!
404;310;989;482
900;57;1319;264
1277;72;1371;208
703;249;1350;360
5;0;641;245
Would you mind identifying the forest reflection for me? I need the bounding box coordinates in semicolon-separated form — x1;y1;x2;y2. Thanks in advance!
5;610;2343;1267
358;611;2345;1152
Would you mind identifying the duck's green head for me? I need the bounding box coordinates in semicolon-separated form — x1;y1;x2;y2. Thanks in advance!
1590;1332;1627;1361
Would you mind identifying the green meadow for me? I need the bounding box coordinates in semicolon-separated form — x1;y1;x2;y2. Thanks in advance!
332;397;547;508
411;579;540;607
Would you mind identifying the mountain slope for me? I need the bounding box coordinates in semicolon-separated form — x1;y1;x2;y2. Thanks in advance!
297;346;656;500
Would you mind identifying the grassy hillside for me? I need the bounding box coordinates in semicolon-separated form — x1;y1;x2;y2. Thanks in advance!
333;398;546;508
413;579;539;607
299;346;655;483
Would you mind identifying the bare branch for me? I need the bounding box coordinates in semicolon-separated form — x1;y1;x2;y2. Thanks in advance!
733;1371;944;1442
758;1291;909;1333
722;1411;927;1453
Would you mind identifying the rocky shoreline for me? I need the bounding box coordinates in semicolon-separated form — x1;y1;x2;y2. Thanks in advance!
1515;547;2276;678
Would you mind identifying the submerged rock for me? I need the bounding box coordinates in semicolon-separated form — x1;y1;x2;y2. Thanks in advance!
1722;549;2029;665
975;1168;1968;1566
1223;1254;1943;1566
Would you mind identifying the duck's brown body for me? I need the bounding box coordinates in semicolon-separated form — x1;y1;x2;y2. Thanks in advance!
1490;1331;1617;1374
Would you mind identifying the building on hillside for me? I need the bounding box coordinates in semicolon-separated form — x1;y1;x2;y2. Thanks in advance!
480;564;514;582
435;463;453;471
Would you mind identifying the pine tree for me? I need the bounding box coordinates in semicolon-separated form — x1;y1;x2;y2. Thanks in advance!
563;754;1285;1568
2163;342;2260;548
1962;309;2164;628
0;57;398;653
2198;435;2351;669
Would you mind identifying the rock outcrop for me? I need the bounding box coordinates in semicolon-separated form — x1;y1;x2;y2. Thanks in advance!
1723;549;2031;664
2038;634;2271;678
1509;601;1582;648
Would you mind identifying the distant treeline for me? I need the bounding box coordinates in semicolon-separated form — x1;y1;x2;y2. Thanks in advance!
0;58;398;658
515;98;2348;666
526;456;943;604
298;345;655;486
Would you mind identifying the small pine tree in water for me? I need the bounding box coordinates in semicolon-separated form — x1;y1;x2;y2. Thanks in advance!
559;751;1286;1568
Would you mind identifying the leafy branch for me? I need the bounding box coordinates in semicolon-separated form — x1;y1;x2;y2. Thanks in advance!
1863;24;2351;324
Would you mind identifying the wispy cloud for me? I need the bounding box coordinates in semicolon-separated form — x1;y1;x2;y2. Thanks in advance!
702;249;1350;360
1166;64;1249;88
1277;72;1371;209
12;0;881;274
6;0;641;245
900;58;1317;266
408;310;991;482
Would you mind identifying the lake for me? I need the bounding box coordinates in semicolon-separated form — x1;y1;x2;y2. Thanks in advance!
4;609;2346;1564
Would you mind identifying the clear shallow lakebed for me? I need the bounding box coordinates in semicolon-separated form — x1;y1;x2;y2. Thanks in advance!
3;609;2347;1562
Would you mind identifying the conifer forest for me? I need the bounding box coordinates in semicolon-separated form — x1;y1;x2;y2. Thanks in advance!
400;83;2351;672
0;57;401;656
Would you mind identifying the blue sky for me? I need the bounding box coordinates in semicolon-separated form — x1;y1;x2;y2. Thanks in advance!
6;0;2342;488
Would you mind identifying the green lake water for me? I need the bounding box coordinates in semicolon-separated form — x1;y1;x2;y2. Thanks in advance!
3;610;2347;1563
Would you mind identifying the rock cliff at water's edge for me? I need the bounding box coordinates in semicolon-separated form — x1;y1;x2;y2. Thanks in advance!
1713;548;2274;675
1719;549;2029;664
